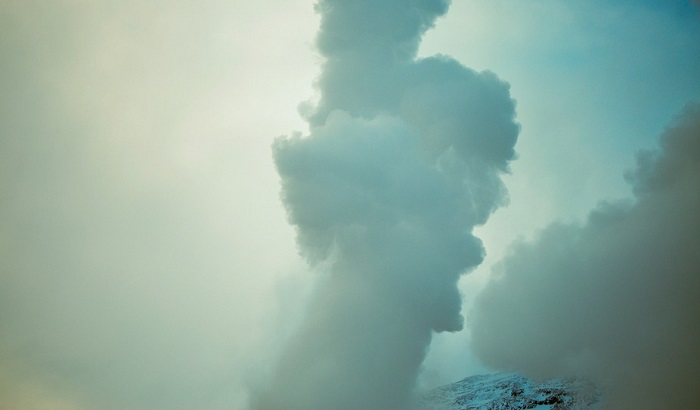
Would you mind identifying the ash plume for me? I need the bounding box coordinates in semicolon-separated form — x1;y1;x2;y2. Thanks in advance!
470;104;700;408
253;0;519;409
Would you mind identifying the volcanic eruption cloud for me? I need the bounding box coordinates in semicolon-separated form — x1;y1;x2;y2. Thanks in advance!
470;104;700;408
254;0;519;409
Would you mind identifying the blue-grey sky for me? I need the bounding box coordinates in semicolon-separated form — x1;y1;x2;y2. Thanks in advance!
1;1;699;408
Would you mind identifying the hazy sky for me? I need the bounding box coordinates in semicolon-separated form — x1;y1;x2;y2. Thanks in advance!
1;1;699;409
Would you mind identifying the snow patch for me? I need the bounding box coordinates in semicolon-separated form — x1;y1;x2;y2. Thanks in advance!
422;373;602;409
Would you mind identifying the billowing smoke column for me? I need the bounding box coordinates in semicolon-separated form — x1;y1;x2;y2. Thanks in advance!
255;0;518;409
470;104;700;408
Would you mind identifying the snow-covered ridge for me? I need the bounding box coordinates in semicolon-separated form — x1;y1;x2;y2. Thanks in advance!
422;373;602;409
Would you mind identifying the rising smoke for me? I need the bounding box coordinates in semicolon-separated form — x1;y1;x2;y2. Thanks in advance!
470;104;700;408
253;0;519;408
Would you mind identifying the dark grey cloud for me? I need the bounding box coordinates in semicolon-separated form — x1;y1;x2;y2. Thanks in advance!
470;104;700;408
254;0;519;408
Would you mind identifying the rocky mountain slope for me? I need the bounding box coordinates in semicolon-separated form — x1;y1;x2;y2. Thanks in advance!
422;373;602;409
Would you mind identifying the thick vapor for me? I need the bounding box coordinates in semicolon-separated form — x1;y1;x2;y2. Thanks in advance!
470;104;700;408
254;0;519;408
0;1;316;408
